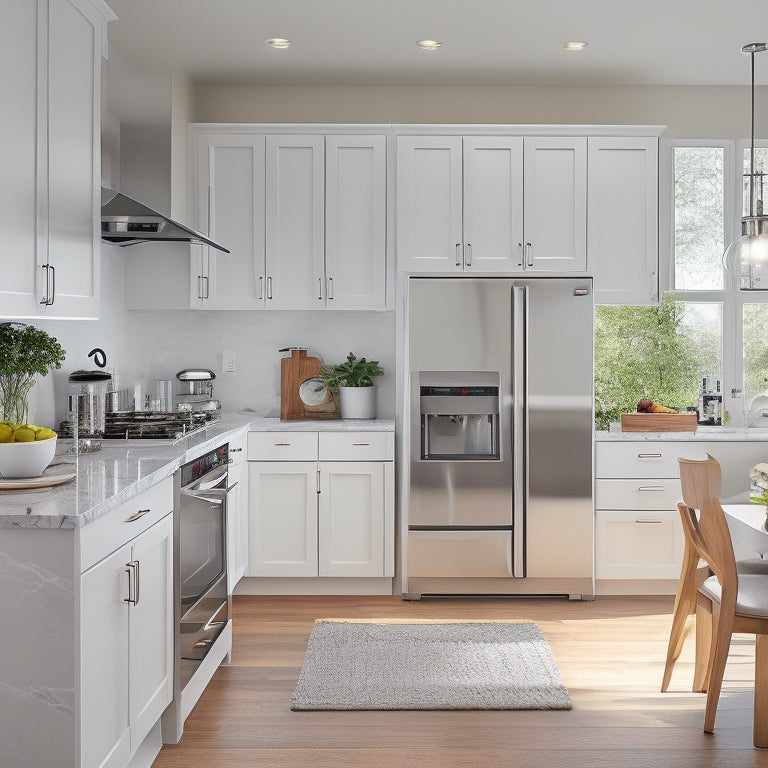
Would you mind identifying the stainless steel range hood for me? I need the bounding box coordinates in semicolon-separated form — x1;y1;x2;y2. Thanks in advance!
101;188;230;252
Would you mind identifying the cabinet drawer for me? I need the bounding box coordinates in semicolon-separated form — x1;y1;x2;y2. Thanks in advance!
595;441;688;478
247;431;318;461
80;476;174;572
595;478;682;511
319;431;394;461
595;509;684;580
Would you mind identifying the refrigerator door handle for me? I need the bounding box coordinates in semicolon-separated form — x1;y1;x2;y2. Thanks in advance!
512;283;528;578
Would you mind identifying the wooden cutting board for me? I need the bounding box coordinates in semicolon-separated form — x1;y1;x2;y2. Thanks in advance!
621;413;698;432
280;349;339;420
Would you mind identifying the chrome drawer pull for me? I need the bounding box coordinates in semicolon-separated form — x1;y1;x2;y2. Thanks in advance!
352;442;371;446
635;519;663;524
638;485;666;492
637;453;663;458
273;442;292;447
125;508;151;523
124;560;140;605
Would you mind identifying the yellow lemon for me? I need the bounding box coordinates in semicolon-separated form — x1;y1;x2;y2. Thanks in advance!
35;428;56;441
13;425;36;442
0;423;13;443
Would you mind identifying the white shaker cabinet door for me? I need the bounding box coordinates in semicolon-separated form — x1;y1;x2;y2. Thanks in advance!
318;462;386;577
0;0;40;317
45;0;101;317
127;514;173;754
247;462;318;576
81;543;132;768
396;136;464;272
462;137;524;273
265;135;325;309
324;134;387;308
522;137;587;273
589;137;659;305
195;133;266;309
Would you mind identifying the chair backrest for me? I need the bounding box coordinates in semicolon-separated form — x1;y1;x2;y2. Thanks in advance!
677;498;738;606
678;453;723;510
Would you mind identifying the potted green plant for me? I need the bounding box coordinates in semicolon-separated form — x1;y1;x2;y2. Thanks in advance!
0;323;65;424
321;352;384;419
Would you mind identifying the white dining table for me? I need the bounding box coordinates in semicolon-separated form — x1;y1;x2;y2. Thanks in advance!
723;503;768;555
721;503;768;749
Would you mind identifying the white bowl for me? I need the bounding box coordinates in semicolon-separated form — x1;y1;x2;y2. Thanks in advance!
0;436;57;479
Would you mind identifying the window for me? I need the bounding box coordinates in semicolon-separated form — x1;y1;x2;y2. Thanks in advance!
595;140;768;429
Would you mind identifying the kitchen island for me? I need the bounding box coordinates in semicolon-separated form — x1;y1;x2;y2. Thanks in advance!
0;414;394;768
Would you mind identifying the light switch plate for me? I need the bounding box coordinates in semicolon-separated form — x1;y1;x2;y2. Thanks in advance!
222;351;237;373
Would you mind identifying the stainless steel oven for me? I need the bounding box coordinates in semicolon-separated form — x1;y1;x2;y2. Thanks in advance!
163;443;235;743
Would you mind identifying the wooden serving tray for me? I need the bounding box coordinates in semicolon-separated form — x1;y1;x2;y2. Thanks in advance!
621;413;698;432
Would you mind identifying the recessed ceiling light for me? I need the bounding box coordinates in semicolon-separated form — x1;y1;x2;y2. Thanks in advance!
266;38;291;49
416;40;442;51
563;41;588;52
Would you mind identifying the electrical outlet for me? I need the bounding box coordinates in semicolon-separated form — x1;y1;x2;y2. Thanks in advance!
222;351;237;373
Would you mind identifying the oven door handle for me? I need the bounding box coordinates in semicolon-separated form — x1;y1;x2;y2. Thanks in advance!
181;482;238;502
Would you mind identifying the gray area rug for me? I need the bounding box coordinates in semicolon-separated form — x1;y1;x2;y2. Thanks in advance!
290;620;572;711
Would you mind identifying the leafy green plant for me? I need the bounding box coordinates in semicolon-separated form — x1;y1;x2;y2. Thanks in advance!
321;353;384;388
0;323;66;423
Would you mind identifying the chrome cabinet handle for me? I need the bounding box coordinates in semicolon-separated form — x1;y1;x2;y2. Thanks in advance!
258;276;264;300
638;485;666;492
635;519;663;524
124;560;140;606
455;243;462;267
318;277;323;300
517;243;523;267
316;469;321;494
197;275;204;299
525;242;533;267
465;243;472;267
266;276;273;299
637;453;663;459
124;508;151;523
352;442;371;446
203;275;210;299
327;277;334;299
40;264;55;305
273;442;292;446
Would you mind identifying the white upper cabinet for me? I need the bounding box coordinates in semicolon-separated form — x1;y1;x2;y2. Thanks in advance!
523;137;587;273
265;135;326;309
396;135;587;274
194;133;267;309
0;0;111;319
463;137;525;272
396;137;464;271
175;128;388;311
589;137;659;305
324;135;387;309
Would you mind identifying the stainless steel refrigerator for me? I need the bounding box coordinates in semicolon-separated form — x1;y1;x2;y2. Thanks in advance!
406;277;594;600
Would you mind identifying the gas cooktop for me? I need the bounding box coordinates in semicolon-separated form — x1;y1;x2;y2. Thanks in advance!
104;411;219;440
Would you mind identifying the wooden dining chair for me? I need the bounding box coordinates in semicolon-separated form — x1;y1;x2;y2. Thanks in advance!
661;454;722;693
684;497;768;746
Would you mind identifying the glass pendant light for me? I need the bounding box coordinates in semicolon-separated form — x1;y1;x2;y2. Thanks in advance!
723;42;768;289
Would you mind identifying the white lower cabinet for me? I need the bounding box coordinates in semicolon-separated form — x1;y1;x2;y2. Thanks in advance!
226;436;248;591
246;431;394;580
594;439;768;593
80;480;174;768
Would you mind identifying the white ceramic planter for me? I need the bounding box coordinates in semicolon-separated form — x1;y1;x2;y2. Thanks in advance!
338;386;377;419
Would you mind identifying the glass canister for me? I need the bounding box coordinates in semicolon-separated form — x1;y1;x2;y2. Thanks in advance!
67;370;112;452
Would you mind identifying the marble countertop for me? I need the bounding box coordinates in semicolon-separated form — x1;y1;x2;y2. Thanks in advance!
0;414;395;530
596;426;768;441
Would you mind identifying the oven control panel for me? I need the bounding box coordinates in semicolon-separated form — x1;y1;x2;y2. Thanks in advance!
181;443;229;486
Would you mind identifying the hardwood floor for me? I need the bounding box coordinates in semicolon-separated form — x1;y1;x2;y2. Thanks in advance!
152;595;768;767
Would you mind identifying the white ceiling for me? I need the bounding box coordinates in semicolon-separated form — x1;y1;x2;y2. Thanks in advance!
106;0;768;87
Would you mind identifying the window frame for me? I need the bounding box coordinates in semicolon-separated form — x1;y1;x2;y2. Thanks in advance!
660;138;768;423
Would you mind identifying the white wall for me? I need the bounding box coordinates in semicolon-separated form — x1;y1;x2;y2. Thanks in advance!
194;83;768;139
